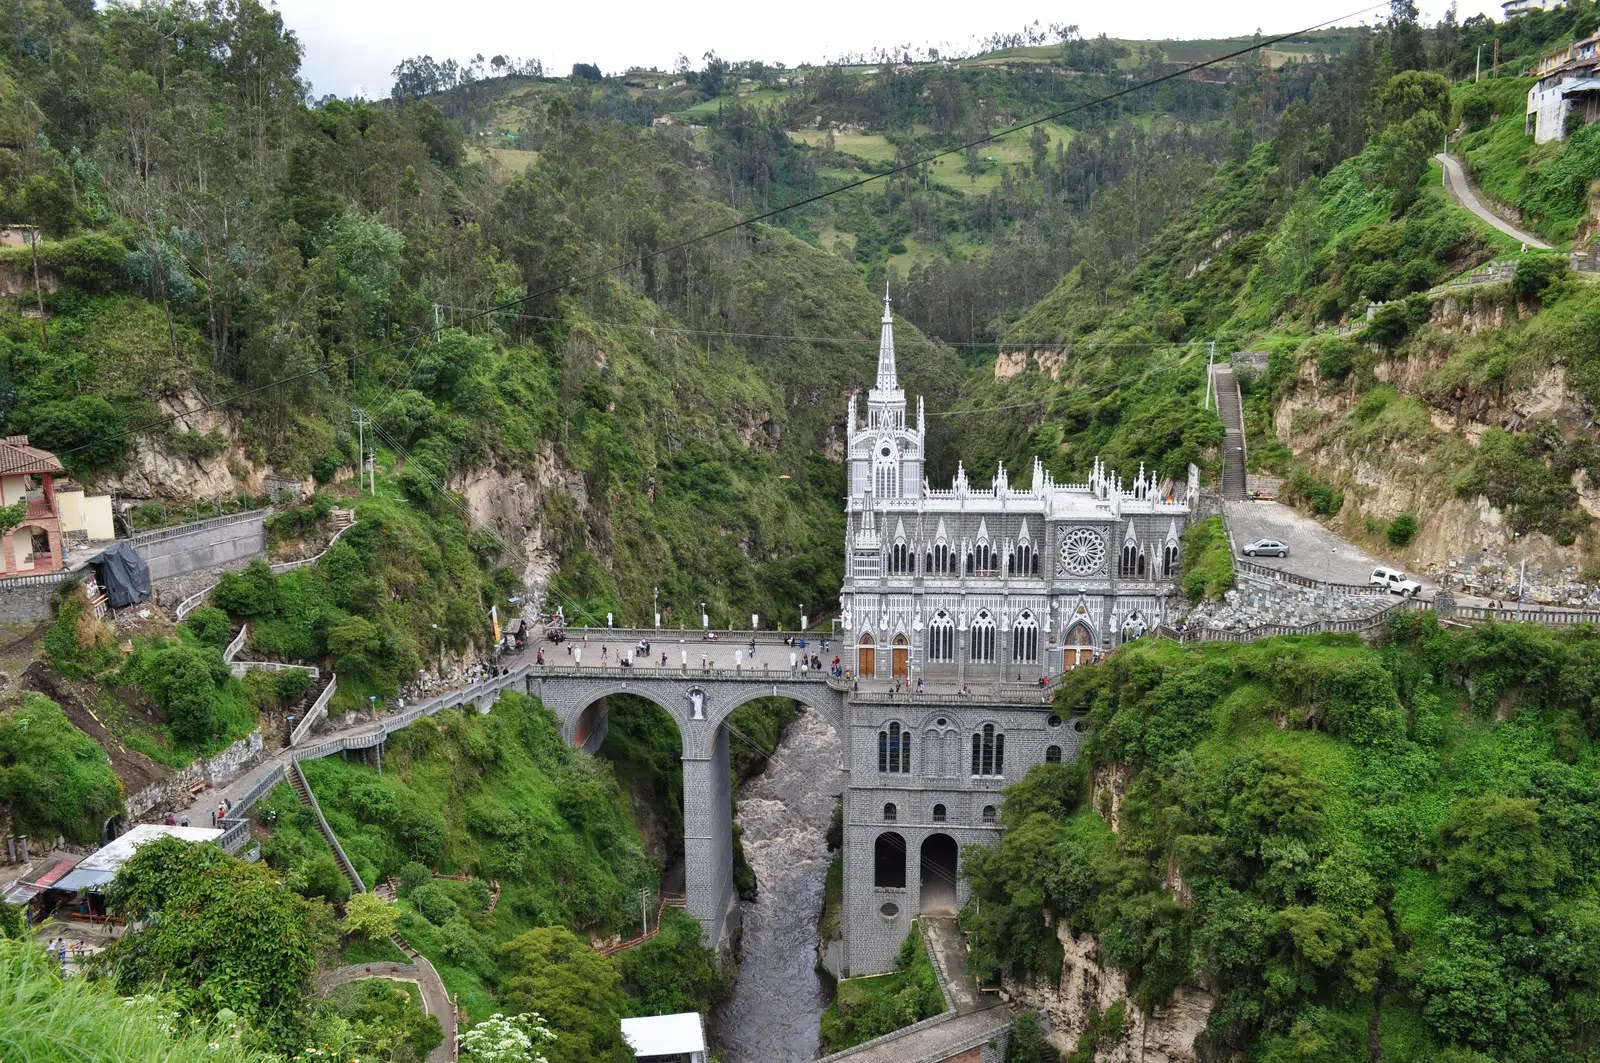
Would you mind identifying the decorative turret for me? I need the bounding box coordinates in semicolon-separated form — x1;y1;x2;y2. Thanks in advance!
876;283;897;392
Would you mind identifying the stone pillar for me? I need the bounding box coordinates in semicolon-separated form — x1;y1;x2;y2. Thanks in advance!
681;724;734;948
1433;590;1454;620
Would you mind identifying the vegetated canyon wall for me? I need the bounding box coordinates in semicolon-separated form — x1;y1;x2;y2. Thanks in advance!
1001;766;1213;1063
1272;289;1600;576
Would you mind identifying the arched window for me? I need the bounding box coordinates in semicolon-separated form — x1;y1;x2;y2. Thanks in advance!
878;722;910;774
1046;745;1062;764
928;611;955;662
931;542;949;575
971;723;1004;776
1011;611;1038;663
1031;550;1040;575
1006;550;1015;576
883;802;898;822
974;542;992;573
981;805;996;824
932;803;947;823
964;550;975;575
1120;542;1139;578
924;718;957;777
874;442;898;499
1163;542;1179;577
1137;549;1146;577
890;540;910;574
969;611;995;663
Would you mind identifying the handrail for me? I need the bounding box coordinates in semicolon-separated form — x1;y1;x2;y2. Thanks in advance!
290;674;337;746
0;570;70;589
222;623;249;663
291;760;365;893
216;761;286;855
531;662;831;682
1154;597;1417;645
292;667;534;763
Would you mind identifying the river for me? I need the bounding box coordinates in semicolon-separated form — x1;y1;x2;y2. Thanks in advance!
714;708;846;1063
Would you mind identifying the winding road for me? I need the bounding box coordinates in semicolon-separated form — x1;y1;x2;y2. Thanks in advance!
1436;153;1552;249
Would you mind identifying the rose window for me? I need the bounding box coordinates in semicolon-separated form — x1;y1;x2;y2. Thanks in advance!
1059;528;1105;576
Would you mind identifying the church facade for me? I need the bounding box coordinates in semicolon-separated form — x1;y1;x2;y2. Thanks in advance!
840;293;1199;686
836;294;1199;975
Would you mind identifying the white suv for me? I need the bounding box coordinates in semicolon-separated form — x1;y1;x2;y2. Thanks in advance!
1370;567;1422;596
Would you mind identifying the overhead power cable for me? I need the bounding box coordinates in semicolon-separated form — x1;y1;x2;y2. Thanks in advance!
53;4;1381;458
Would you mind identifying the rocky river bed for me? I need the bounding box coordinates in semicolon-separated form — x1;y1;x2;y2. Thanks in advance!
713;709;846;1063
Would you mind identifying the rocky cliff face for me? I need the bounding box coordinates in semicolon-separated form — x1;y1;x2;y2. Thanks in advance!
999;762;1215;1062
454;444;592;606
90;391;297;502
1005;926;1214;1063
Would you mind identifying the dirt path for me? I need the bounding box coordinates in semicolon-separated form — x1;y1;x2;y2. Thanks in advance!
1436;153;1552;250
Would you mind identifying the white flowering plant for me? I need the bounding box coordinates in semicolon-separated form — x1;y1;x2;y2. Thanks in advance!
458;1012;556;1063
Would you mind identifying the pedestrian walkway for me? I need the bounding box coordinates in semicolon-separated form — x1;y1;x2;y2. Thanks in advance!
921;914;985;1015
1437;153;1552;249
1213;364;1246;502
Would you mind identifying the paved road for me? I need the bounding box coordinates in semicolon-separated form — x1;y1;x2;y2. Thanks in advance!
1224;501;1435;593
1436;153;1552;250
818;1007;1012;1063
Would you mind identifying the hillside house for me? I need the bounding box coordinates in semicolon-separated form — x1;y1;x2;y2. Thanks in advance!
1505;0;1566;14
0;436;114;578
0;225;40;249
1527;33;1600;142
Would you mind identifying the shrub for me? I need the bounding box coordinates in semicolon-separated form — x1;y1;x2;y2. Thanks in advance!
409;881;457;925
1386;513;1418;547
1288;468;1344;516
1367;301;1411;348
211;559;280;617
397;862;432;896
341;892;401;939
1180;517;1235;604
181;606;232;650
1512;254;1567;301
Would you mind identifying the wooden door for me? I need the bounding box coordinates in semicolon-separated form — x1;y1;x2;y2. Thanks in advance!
857;636;875;677
891;635;909;678
1065;623;1094;668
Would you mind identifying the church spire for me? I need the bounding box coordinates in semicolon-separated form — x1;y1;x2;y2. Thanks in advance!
876;283;898;392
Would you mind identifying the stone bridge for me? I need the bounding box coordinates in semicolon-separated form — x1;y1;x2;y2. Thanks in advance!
530;655;846;948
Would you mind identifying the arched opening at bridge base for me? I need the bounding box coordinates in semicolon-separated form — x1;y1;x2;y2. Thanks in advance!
919;833;958;913
595;695;688;897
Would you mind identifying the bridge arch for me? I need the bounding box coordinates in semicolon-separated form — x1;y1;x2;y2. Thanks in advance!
528;669;847;949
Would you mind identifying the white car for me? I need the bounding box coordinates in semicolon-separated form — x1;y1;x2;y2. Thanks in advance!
1371;566;1422;596
1243;538;1288;557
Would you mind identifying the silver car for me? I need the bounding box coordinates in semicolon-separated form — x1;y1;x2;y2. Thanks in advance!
1243;538;1288;557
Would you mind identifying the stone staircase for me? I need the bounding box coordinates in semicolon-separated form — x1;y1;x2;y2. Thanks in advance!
1213;364;1246;502
287;761;365;895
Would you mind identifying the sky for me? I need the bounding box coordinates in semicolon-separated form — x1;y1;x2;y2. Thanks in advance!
274;0;1508;100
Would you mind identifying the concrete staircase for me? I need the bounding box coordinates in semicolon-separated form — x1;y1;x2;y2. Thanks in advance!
287;761;365;895
1213;364;1247;502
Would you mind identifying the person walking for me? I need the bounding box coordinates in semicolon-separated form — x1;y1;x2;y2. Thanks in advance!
179;815;189;827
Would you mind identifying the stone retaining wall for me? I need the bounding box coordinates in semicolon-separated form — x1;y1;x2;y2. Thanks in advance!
126;729;265;821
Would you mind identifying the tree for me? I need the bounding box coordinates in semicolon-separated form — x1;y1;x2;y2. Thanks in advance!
570;63;602;81
95;836;335;1052
498;927;631;1063
1437;795;1567;912
460;1013;555;1063
617;908;729;1014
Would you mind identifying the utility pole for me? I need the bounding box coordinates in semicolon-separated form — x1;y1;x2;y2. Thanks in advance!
640;887;650;937
1475;44;1482;83
1493;38;1500;78
353;409;376;496
1204;340;1216;410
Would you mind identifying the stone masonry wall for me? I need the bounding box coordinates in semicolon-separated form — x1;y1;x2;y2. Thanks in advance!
128;511;267;583
126;729;265;821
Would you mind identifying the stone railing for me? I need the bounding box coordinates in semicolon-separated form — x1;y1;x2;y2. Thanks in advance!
531;661;831;682
126;508;270;548
555;626;826;646
270;516;359;575
289;675;338;747
223;624;249;663
1156;596;1419;645
1428;260;1517;295
1232;557;1391;596
291;760;365;893
230;659;321;680
1434;591;1600;626
0;570;70;590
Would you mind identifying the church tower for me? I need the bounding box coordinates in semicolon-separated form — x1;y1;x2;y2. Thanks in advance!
848;287;922;502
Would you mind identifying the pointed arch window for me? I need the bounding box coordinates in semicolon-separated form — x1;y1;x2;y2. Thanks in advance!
928;611;955;662
878;722;910;774
1163;542;1179;577
1120;541;1139;578
890;539;910;575
874;442;899;499
970;723;1004;776
1011;611;1039;663
1137;549;1146;577
969;611;995;663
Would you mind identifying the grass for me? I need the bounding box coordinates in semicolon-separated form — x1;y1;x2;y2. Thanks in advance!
0;938;274;1063
791;123;1073;197
818;924;944;1052
474;147;540;180
819;857;843;943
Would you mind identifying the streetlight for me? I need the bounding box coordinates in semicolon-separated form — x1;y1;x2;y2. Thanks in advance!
653;586;660;631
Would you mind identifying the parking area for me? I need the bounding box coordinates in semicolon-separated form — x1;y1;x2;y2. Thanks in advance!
1223;501;1435;594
